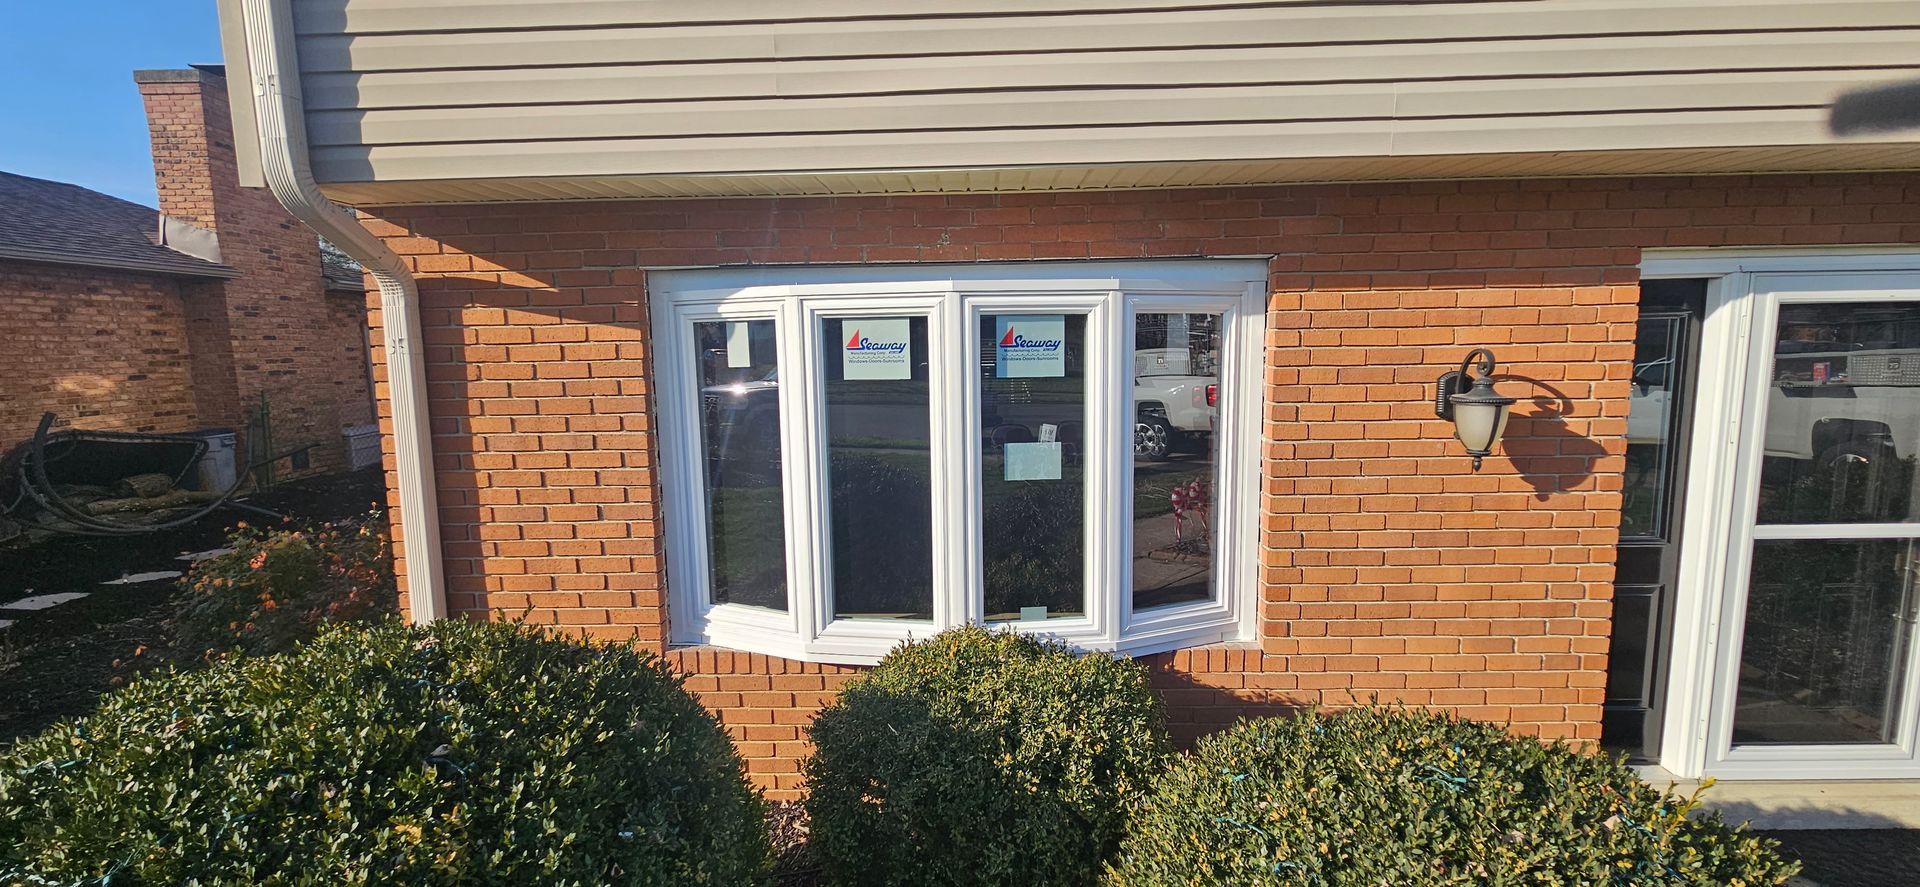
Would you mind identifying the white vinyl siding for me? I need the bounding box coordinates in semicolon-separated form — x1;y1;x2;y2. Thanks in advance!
224;0;1920;200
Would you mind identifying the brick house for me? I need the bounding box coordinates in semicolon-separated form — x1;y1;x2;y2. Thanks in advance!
0;65;373;474
216;0;1920;805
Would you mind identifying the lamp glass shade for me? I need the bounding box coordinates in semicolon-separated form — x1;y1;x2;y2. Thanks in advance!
1449;395;1511;456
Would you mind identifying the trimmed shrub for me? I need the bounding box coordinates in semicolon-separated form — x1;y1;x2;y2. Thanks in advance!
173;514;397;655
1109;707;1800;886
805;626;1169;887
0;619;771;886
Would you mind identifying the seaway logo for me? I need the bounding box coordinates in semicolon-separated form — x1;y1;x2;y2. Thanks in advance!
845;330;908;354
998;326;1063;352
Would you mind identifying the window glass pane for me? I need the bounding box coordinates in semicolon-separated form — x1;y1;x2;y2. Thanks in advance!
1733;539;1918;745
1622;316;1685;538
1132;312;1222;611
1757;302;1920;524
981;313;1087;621
822;316;934;620
694;320;787;610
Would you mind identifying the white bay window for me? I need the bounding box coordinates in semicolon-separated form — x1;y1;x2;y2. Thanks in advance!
651;260;1265;664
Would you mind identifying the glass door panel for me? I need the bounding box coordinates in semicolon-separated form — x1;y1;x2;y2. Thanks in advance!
1621;313;1688;539
820;316;934;621
1731;299;1920;749
1131;312;1223;611
1735;539;1917;745
1755;302;1920;524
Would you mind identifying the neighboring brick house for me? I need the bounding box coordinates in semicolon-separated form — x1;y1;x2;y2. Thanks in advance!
217;0;1920;806
0;65;373;474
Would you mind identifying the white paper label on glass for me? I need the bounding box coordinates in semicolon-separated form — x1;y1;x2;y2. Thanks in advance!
1019;606;1048;621
994;315;1067;379
841;318;913;380
1038;423;1058;443
1004;441;1063;481
725;322;751;368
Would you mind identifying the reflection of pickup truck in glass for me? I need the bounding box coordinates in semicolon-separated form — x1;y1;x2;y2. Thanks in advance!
1626;357;1674;448
1765;347;1920;467
1134;347;1217;460
1629;346;1920;469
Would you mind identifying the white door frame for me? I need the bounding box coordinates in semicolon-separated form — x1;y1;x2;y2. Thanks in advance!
1645;247;1920;780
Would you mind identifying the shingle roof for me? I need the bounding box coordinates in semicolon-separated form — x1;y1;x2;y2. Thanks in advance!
323;262;366;293
0;171;238;278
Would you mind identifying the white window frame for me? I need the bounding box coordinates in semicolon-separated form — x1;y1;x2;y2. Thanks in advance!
651;260;1267;665
1643;247;1920;780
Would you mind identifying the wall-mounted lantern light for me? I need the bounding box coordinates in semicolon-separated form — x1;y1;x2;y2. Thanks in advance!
1434;348;1514;470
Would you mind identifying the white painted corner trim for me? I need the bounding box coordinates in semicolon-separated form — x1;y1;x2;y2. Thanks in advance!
233;0;446;621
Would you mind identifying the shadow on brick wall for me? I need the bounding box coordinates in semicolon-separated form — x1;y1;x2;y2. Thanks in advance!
1147;665;1308;749
1499;376;1610;501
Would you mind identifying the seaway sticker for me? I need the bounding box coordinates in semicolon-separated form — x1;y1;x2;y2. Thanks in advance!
994;315;1067;379
841;318;913;380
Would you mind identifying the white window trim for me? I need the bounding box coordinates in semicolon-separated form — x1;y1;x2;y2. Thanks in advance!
1643;247;1920;780
650;260;1267;665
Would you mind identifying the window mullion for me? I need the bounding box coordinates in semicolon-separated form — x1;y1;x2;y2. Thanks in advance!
774;298;823;650
1090;292;1122;646
1114;299;1139;640
939;290;976;630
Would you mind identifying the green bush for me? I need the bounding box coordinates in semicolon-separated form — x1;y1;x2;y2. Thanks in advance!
1109;707;1800;887
173;514;397;655
0;619;771;886
805;626;1169;887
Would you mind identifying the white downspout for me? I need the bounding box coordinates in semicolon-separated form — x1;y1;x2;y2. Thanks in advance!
234;0;448;622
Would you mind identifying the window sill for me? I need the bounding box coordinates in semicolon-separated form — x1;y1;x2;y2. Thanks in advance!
680;605;1250;667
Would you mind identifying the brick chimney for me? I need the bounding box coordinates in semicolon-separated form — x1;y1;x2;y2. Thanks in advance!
135;66;374;474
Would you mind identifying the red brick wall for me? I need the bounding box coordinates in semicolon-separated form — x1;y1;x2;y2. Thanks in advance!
0;263;198;446
138;69;374;474
357;172;1920;797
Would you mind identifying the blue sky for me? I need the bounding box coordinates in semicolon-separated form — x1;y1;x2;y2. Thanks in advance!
0;3;225;207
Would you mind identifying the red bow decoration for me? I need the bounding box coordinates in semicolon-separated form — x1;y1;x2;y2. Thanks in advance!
1170;478;1211;542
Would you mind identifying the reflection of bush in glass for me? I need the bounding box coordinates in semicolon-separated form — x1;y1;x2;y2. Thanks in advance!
830;453;934;618
1738;540;1908;743
984;481;1082;617
1757;451;1915;524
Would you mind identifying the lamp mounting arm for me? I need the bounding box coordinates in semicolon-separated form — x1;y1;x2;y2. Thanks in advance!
1434;347;1501;421
1458;347;1497;380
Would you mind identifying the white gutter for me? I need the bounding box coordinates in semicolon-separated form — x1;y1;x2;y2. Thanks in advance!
233;0;448;622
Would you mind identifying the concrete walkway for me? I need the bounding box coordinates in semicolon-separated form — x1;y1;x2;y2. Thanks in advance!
1629;768;1920;886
